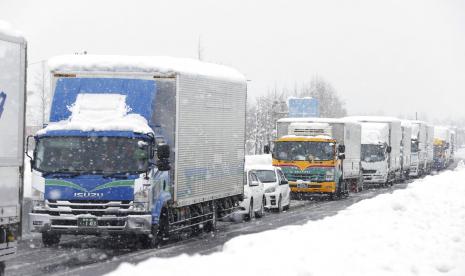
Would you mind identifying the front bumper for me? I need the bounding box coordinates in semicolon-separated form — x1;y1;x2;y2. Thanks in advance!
289;181;336;193
264;191;280;209
363;174;387;184
29;212;152;235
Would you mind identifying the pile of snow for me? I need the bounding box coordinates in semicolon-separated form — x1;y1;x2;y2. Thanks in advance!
109;166;465;276
0;20;24;40
37;94;153;135
48;55;246;82
245;154;272;169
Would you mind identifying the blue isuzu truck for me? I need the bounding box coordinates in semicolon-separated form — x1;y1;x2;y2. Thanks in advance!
28;55;247;247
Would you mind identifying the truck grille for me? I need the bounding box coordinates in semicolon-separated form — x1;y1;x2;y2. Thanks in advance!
47;200;132;216
362;169;377;174
286;173;325;182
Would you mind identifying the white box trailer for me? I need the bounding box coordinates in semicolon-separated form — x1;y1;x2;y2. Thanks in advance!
0;25;26;273
408;120;428;176
276;118;362;183
400;121;412;178
345;116;401;185
426;124;435;172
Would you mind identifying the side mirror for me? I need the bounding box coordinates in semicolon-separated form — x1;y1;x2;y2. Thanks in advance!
280;179;288;185
386;146;392;153
250;181;260;187
264;145;270;154
338;153;346;160
157;143;170;159
156;143;171;171
25;135;34;159
338;144;345;153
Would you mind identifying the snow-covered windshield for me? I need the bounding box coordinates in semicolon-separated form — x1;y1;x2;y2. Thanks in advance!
273;141;334;161
34;136;150;174
252;170;277;183
361;144;386;162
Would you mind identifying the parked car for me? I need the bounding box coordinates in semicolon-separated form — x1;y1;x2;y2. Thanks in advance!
235;170;265;220
251;166;291;212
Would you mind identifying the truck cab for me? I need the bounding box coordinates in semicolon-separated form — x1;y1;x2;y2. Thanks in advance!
271;123;346;199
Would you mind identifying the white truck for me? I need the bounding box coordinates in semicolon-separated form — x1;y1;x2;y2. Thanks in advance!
408;120;428;177
273;118;363;195
426;124;435;173
345;116;401;186
400;121;412;180
0;24;26;274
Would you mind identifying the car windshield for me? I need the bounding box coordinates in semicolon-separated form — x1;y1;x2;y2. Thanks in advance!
273;141;334;161
361;144;386;162
252;170;277;183
35;136;150;174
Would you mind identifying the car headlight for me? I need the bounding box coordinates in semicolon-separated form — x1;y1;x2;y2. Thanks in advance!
325;170;335;181
265;186;276;193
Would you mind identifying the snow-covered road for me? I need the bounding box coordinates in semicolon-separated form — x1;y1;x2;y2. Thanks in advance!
7;160;463;276
108;164;465;276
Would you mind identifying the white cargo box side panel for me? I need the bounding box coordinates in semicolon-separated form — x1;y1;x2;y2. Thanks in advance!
389;121;402;171
0;37;26;167
402;126;412;169
174;74;246;207
0;167;20;224
343;123;361;179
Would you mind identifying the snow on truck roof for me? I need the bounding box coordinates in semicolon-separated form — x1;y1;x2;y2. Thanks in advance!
48;55;246;82
0;20;25;42
37;93;153;135
344;116;401;123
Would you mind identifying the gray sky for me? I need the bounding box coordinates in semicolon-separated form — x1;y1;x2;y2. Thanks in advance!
1;0;465;121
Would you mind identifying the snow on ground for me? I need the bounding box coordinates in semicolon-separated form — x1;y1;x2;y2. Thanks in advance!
108;164;465;276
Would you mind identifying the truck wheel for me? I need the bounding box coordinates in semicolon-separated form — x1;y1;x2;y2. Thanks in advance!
42;232;61;247
204;204;217;232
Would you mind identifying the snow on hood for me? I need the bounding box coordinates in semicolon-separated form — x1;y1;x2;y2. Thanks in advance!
48;55;246;82
37;93;153;135
0;20;25;41
361;122;389;144
107;166;465;276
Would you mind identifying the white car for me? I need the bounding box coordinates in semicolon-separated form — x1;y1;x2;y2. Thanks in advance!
251;166;291;212
235;169;265;220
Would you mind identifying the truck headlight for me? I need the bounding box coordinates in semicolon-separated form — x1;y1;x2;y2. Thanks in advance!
133;202;149;212
134;189;150;211
265;186;276;193
32;200;46;208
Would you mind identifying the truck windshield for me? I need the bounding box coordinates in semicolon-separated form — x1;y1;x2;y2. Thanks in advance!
34;136;150;174
273;141;334;161
361;144;386;162
411;140;419;153
252;170;277;183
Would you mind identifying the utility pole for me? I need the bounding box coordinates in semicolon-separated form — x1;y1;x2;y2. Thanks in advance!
197;35;204;61
415;112;418;120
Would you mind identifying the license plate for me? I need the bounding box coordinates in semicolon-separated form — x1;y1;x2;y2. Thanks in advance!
77;217;98;227
297;183;308;188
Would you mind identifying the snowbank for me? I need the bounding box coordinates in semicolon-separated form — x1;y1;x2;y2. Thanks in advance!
108;165;465;276
0;20;25;41
37;93;153;135
48;55;246;82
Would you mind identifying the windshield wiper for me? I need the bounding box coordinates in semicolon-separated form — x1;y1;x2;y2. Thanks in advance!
42;170;82;178
102;172;131;179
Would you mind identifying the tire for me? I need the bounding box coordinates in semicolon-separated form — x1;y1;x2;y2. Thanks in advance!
42;232;61;247
283;200;290;211
255;197;265;218
204;204;217;232
0;261;5;276
277;196;283;212
245;199;254;221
